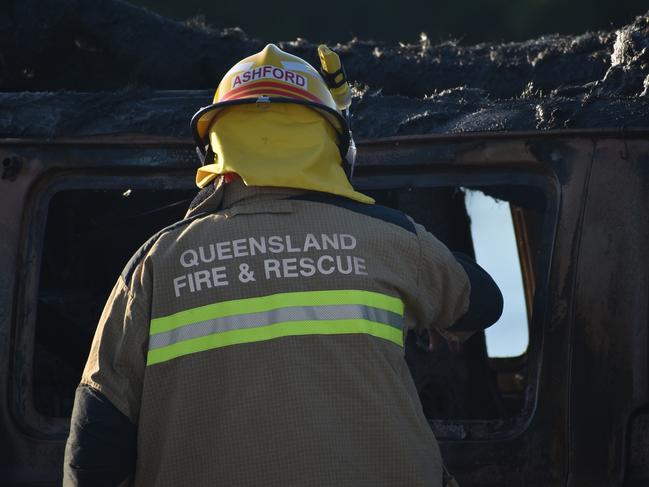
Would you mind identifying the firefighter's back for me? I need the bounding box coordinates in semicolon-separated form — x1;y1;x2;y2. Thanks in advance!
113;182;460;486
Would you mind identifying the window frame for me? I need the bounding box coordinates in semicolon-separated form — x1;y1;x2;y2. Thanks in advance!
13;163;558;442
354;167;559;440
13;172;197;438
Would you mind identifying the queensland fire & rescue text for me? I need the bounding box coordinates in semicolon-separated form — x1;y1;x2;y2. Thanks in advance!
172;233;368;297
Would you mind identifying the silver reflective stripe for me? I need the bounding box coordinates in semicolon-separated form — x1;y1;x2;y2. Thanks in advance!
149;304;403;350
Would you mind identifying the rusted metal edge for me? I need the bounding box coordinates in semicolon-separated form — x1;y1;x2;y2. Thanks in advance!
1;127;649;147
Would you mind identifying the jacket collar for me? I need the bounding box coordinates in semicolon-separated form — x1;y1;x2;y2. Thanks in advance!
185;177;307;219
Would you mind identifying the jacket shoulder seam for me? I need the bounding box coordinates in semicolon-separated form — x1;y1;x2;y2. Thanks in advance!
288;194;416;234
120;212;207;284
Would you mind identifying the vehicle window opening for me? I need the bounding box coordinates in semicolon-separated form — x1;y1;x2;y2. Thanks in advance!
464;189;529;358
365;183;546;423
33;189;196;417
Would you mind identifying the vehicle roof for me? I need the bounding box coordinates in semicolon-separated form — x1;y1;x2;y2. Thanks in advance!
1;1;649;139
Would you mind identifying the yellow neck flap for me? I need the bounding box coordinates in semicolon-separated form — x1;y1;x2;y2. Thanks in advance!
195;104;374;204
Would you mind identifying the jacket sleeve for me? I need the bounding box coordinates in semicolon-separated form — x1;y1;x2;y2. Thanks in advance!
447;252;503;332
408;223;502;341
408;223;471;335
64;260;151;485
63;384;137;486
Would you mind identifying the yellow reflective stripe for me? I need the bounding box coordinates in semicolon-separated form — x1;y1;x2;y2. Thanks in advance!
149;305;403;350
147;319;403;366
150;290;403;335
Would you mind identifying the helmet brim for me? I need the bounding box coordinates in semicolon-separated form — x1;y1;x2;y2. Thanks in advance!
190;98;350;157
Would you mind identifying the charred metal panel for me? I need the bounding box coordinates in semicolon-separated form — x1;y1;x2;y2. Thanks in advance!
570;139;649;486
627;408;649;485
3;1;649;140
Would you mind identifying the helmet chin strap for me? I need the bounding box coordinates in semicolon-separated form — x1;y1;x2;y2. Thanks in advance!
345;135;357;180
343;109;356;180
196;145;214;166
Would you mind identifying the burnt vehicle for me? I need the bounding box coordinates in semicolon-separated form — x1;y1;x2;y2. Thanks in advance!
1;1;649;485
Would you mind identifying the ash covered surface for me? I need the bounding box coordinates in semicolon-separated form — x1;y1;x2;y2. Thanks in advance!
1;0;649;138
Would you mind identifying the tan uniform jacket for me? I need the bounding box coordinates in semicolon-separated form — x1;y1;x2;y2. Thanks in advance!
81;181;470;486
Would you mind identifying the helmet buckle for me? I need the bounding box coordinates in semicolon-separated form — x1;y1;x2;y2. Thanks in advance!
255;95;271;109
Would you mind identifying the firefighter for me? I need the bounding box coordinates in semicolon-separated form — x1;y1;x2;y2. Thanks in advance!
64;44;502;486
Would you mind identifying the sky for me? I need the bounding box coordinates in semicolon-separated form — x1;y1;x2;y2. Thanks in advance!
464;190;529;358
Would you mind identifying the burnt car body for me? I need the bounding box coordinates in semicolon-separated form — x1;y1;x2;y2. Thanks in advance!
1;112;648;485
2;2;649;485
